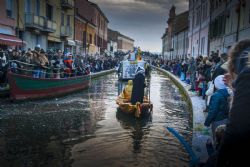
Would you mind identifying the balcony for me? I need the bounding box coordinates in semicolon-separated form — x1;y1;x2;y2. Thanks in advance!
60;25;72;37
61;0;74;9
25;13;45;30
25;13;56;33
43;20;57;33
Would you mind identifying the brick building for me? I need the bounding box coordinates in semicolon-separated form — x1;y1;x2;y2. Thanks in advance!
75;0;109;55
108;29;134;53
161;7;189;60
0;0;23;49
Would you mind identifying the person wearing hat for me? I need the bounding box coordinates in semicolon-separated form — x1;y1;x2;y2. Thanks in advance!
204;75;230;139
131;66;146;105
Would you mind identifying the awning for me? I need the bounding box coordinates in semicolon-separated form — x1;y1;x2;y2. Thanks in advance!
66;39;76;46
0;33;25;46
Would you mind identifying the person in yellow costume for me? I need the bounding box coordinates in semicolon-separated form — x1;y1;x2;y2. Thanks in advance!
119;80;133;102
136;47;142;61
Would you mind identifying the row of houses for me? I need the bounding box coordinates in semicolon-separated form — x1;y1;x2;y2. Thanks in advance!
0;0;134;55
162;0;250;59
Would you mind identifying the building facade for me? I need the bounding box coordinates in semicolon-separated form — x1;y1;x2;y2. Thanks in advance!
75;0;108;55
210;0;250;54
162;7;189;60
0;0;23;49
161;28;168;59
188;0;210;58
108;29;134;53
16;0;75;52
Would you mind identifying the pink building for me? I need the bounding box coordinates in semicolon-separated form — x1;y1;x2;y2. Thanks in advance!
0;0;23;49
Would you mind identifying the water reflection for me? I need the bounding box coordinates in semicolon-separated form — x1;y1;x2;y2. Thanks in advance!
116;110;152;153
0;71;191;167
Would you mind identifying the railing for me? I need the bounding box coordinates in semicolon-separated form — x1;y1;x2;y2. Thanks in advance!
61;0;74;9
9;60;87;79
25;13;45;30
25;13;56;33
60;25;72;37
45;20;57;33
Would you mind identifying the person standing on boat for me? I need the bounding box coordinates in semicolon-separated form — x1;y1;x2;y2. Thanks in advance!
131;67;146;105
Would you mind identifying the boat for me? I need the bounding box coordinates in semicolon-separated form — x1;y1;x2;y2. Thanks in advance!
0;85;9;97
8;71;90;101
116;96;153;118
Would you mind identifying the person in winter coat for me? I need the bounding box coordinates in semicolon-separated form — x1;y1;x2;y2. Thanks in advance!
204;75;230;138
131;67;146;105
217;39;250;167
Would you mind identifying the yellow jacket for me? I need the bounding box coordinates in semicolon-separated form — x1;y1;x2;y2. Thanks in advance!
120;80;133;101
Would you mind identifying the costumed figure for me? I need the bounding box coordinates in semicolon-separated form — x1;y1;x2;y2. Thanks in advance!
131;67;146;105
119;80;133;102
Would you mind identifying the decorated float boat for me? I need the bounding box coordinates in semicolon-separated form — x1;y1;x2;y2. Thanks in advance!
116;96;153;118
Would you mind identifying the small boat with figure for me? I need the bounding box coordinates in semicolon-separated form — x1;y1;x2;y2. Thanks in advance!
116;67;153;118
116;95;153;118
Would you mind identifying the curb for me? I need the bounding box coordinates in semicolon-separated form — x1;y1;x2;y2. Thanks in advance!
153;66;211;164
90;69;116;79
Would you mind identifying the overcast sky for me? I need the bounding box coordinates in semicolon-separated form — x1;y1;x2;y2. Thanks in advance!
91;0;189;52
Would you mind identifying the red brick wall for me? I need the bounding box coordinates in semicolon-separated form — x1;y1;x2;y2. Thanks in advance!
75;0;96;26
0;0;16;28
75;18;86;42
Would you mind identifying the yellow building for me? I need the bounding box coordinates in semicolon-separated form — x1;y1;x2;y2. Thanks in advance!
16;0;75;52
86;23;96;55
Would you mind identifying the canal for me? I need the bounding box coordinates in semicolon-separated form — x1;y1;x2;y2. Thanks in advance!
0;71;192;167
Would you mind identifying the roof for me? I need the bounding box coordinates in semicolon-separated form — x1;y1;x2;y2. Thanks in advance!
108;28;134;42
174;11;189;34
88;1;109;23
161;28;168;39
75;13;96;27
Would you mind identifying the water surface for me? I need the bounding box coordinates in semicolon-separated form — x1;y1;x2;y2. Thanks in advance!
0;71;192;167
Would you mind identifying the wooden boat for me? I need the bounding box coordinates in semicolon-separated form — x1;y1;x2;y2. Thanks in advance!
116;96;153;118
0;85;9;97
7;71;90;101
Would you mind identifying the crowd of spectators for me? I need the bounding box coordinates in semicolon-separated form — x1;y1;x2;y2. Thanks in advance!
153;39;250;167
0;45;120;85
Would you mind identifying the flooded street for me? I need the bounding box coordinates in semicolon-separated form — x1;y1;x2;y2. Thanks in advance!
0;71;192;167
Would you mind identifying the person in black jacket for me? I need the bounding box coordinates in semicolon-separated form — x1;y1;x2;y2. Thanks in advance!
131;67;146;105
216;39;250;167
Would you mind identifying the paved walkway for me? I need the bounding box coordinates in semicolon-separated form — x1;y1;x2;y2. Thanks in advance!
178;79;212;164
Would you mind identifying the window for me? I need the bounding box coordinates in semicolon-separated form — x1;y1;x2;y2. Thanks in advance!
83;31;87;47
35;0;40;15
25;0;31;13
201;37;205;54
61;13;64;25
46;4;53;20
196;8;201;26
67;15;70;26
89;34;92;44
249;9;250;24
203;4;207;20
6;0;13;17
36;35;40;45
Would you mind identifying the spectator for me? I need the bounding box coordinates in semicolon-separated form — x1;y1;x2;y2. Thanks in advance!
204;75;229;138
217;39;250;167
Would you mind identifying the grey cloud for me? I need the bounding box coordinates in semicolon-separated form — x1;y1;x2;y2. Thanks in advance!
90;0;188;52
